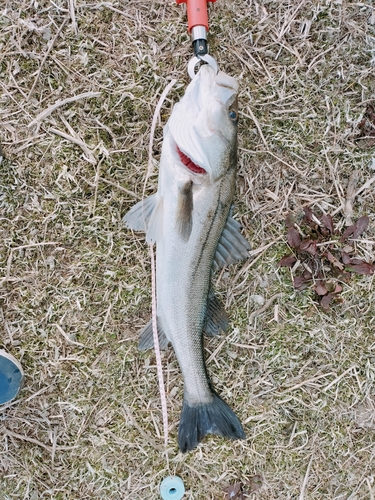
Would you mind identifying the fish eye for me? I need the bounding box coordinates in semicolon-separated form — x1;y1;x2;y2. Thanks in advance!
229;109;238;122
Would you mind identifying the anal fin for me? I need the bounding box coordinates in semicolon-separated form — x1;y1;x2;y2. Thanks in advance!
205;291;229;337
138;318;169;351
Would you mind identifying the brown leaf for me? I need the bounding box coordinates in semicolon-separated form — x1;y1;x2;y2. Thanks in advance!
278;255;297;267
342;245;354;253
314;281;328;296
321;293;334;310
285;213;295;228
325;251;344;270
340;225;355;242
346;262;375;275
334;284;343;293
303;206;313;222
302;270;312;280
247;475;263;493
293;275;309;290
353;216;369;238
299;239;317;256
350;258;365;265
287;227;301;249
341;252;351;265
224;483;244;500
321;214;334;233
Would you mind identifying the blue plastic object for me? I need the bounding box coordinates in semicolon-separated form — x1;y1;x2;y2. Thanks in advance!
0;350;24;405
160;476;185;500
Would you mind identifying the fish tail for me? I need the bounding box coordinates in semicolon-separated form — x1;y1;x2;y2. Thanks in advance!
178;392;245;453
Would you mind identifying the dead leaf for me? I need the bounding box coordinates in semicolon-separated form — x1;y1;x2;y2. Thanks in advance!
341;252;351;265
293;275;309;290
321;214;334;233
345;262;375;275
299;239;317;255
285;213;295;228
287;227;301;249
340;225;355;242
334;284;343;293
247;475;263;493
325;251;344;270
314;281;328;296
353;216;369;238
303;206;313;222
278;255;297;267
302;270;312;280
321;293;334;310
224;482;244;500
342;245;354;253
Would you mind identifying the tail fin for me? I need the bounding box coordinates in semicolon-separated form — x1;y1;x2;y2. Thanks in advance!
178;392;245;453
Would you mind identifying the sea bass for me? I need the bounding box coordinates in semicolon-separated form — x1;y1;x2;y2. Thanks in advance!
124;64;249;452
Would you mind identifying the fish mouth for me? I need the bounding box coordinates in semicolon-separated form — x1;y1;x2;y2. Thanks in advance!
176;146;207;175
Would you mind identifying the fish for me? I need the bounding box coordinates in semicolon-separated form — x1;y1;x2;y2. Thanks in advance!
124;64;250;453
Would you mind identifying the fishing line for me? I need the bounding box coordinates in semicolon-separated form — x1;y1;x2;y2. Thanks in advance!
144;79;177;461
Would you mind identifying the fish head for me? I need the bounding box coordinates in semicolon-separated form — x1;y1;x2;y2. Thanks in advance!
167;64;239;181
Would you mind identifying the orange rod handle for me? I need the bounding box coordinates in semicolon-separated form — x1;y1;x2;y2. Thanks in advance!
176;0;216;32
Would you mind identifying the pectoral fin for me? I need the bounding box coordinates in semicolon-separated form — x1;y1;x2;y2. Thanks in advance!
123;194;158;232
213;216;250;271
205;291;229;336
138;318;169;350
146;197;164;244
176;180;193;242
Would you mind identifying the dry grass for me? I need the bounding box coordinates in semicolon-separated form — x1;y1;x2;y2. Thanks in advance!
1;1;375;498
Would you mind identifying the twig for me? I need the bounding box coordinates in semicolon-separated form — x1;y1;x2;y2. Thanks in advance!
249;293;283;324
68;0;78;34
27;20;67;100
343;169;360;226
299;454;314;500
54;324;88;348
98;177;141;200
231;235;284;287
323;365;357;392
354;173;375;198
240;147;304;175
27;92;101;130
49;127;96;164
6;242;60;278
4;429;79;452
280;372;335;394
241;108;268;148
122;403;166;453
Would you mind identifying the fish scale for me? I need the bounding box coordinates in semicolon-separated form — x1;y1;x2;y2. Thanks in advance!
124;64;250;452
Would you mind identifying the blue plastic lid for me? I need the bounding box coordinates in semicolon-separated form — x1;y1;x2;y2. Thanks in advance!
160;476;185;500
0;350;24;405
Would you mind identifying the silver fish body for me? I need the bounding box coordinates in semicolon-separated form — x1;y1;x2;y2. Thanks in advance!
124;65;249;452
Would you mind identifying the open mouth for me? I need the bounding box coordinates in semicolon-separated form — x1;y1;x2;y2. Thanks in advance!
177;147;207;174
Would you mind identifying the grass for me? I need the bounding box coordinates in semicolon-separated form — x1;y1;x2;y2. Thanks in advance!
1;0;375;499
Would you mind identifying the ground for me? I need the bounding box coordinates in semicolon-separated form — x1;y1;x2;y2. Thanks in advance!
1;1;375;499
